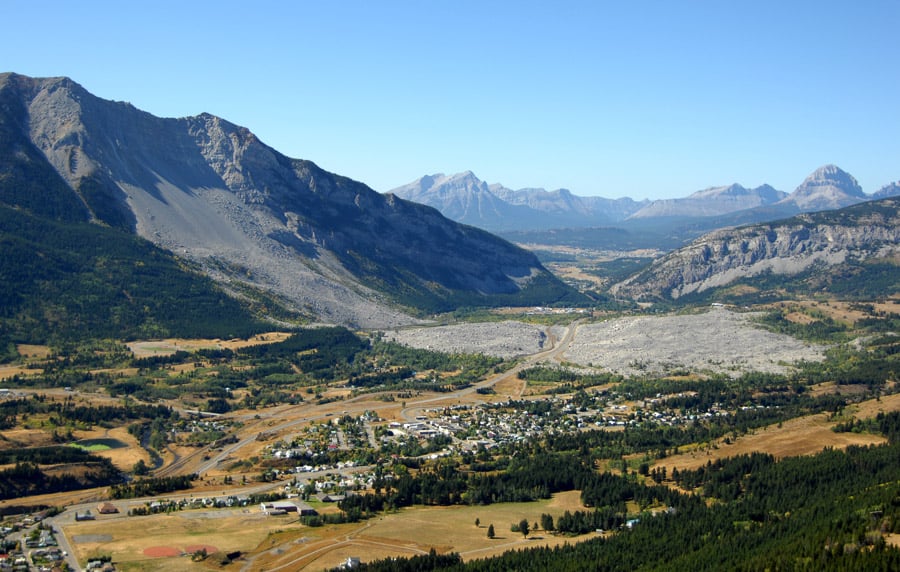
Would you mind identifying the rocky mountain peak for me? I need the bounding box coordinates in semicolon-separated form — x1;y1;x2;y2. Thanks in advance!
802;164;864;195
779;164;866;211
1;73;578;328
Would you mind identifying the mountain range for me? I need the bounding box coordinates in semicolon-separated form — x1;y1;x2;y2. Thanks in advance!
390;172;649;231
609;197;900;301
0;73;582;333
390;167;900;234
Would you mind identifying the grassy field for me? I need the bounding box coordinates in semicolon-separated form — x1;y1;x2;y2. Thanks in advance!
77;426;150;471
240;491;594;572
64;508;299;571
51;491;597;571
652;392;900;475
127;332;293;358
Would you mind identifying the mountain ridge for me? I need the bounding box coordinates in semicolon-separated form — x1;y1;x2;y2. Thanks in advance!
390;172;648;231
390;165;894;235
627;183;787;219
0;72;583;330
609;197;900;301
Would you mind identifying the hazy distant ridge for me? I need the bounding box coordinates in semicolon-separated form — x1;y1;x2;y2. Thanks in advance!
390;172;648;231
391;165;895;233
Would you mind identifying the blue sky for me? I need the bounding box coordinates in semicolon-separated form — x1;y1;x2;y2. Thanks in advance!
4;1;898;199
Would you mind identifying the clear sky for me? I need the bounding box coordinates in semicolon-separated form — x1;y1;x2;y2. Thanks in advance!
4;1;899;199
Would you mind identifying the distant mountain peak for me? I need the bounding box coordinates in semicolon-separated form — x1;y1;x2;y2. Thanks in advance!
873;181;900;199
391;173;647;230
802;164;864;194
779;164;866;211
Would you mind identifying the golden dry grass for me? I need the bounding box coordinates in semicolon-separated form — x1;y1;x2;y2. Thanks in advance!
767;298;900;327
16;344;52;358
127;332;292;358
490;374;525;397
63;508;298;570
0;426;49;446
653;393;900;475
0;364;43;380
546;264;607;288
74;426;150;471
0;486;110;511
242;491;594;572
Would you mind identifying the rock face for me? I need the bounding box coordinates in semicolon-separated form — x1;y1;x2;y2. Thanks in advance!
627;184;787;219
0;73;579;328
872;182;900;199
389;172;536;230
776;164;867;211
611;198;900;299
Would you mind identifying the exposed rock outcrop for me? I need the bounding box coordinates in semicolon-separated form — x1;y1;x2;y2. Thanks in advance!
611;199;900;299
0;73;580;327
776;164;867;211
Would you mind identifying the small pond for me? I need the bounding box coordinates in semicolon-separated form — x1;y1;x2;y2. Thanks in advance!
72;438;128;451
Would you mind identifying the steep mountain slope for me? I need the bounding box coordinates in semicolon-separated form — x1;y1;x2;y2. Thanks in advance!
627;184;786;219
610;198;900;300
0;73;582;328
0;205;270;342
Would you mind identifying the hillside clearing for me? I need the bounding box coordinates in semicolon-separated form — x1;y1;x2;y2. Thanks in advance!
243;491;594;571
652;392;900;475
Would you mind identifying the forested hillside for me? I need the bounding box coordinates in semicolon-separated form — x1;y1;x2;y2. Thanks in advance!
0;205;271;345
347;416;900;571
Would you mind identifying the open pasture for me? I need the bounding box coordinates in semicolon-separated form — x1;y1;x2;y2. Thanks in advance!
62;508;296;570
653;392;900;475
244;491;594;571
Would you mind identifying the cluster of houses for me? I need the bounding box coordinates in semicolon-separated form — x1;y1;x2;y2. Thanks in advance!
396;391;742;450
247;386;757;513
169;417;235;446
261;389;742;470
0;553;28;571
23;530;56;551
26;546;66;572
0;511;76;572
